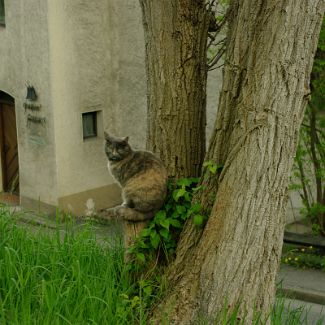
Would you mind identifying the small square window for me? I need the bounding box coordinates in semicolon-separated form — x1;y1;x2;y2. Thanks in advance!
82;111;97;139
0;0;5;26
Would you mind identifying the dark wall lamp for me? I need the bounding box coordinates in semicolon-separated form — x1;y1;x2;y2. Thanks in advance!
24;85;41;111
26;86;37;101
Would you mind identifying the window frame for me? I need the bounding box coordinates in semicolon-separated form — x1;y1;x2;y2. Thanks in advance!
0;0;5;27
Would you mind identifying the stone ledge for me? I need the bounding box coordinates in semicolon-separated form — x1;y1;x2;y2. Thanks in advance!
284;231;325;249
277;286;325;306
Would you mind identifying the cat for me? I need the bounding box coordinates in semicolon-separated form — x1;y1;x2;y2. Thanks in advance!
98;132;168;222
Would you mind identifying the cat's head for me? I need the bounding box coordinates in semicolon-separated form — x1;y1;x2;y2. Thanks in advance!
104;132;132;162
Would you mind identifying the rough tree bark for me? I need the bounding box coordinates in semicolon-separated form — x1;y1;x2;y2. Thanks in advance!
139;0;210;178
153;1;325;324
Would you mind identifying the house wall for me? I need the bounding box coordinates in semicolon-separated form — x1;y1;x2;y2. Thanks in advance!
47;0;121;215
0;0;223;215
0;0;58;211
0;0;303;223
46;0;223;215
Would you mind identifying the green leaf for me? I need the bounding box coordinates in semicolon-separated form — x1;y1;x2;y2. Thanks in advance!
184;192;191;202
168;248;175;255
190;203;201;214
165;239;176;248
143;285;152;296
140;228;151;237
131;296;140;308
136;252;145;263
203;161;212;167
209;164;217;174
164;203;173;211
189;177;200;183
288;183;303;191
203;161;223;174
193;214;204;226
159;228;170;240
150;231;160;249
155;210;166;221
171;211;179;219
176;205;186;214
139;241;150;249
204;161;215;173
169;219;182;228
192;185;203;192
177;178;192;187
173;188;186;202
160;218;170;230
154;210;167;226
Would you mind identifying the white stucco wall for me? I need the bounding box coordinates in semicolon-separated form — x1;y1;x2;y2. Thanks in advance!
0;0;58;206
47;0;120;200
0;0;223;211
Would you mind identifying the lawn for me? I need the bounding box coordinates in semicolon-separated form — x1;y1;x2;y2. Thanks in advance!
0;207;147;324
0;206;323;325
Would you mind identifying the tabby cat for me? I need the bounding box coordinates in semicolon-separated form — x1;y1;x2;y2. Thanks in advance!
99;132;168;222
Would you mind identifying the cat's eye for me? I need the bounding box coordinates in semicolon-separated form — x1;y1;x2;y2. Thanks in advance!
117;143;126;149
106;142;113;149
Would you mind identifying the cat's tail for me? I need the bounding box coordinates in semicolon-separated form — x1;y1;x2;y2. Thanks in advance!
116;206;154;221
89;207;118;224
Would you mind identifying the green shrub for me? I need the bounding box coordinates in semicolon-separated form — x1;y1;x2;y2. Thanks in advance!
290;18;325;236
128;178;204;267
281;243;325;271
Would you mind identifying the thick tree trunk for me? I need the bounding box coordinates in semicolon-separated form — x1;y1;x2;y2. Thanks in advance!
154;1;325;324
139;0;209;178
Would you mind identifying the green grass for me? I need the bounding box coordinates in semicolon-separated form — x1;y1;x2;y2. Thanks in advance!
0;207;324;324
271;297;324;325
0;208;148;325
196;295;324;325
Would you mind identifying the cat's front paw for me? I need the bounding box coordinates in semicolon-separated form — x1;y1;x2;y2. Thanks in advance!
97;208;114;218
115;206;127;217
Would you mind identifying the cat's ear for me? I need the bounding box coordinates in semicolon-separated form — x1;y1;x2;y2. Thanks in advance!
122;136;129;143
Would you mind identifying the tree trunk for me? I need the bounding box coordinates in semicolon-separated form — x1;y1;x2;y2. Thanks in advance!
123;220;149;262
139;0;209;178
154;1;325;324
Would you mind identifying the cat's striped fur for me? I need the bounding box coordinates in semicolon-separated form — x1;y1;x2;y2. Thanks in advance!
99;132;168;222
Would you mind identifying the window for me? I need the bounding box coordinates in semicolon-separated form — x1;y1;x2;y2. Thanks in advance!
82;111;98;139
0;0;5;26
